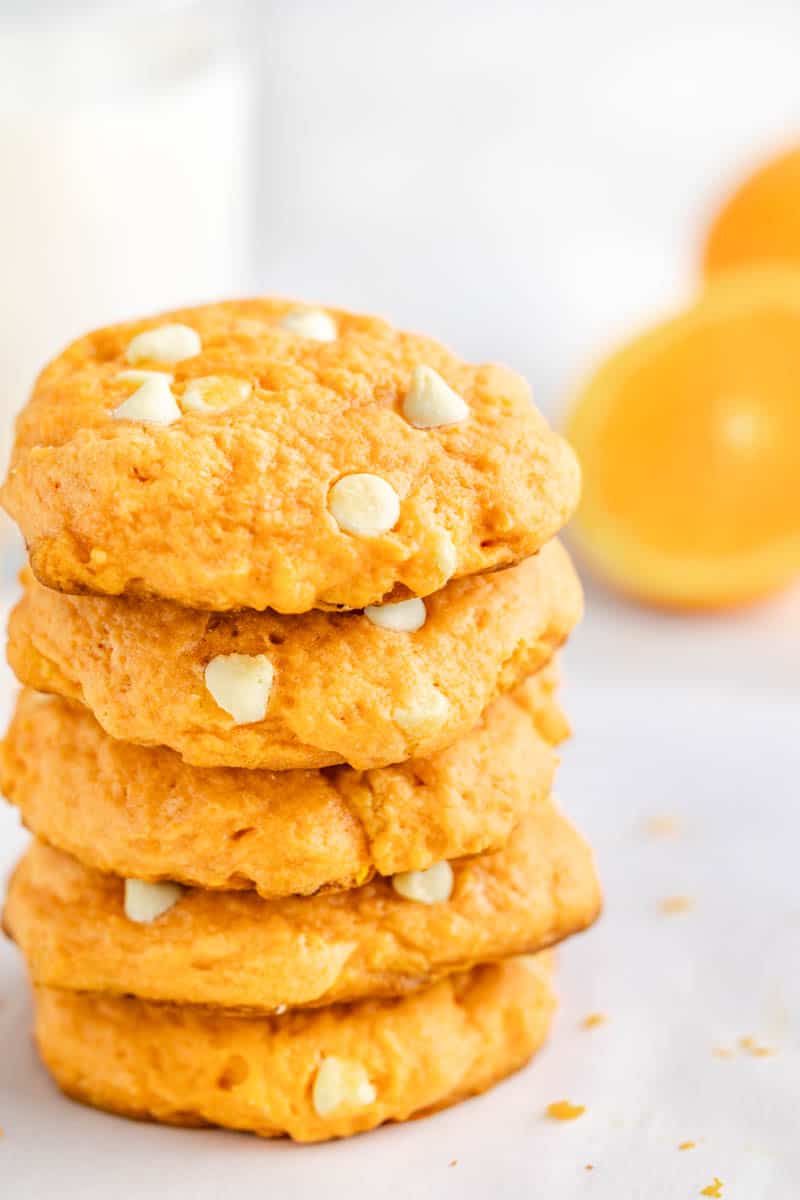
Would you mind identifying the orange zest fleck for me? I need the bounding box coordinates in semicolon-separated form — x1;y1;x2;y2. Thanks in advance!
582;1012;608;1030
678;1140;696;1151
700;1178;724;1198
659;895;694;916
546;1100;586;1122
713;1046;735;1059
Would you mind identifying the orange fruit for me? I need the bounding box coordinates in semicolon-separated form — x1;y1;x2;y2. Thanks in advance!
704;145;800;277
565;268;800;609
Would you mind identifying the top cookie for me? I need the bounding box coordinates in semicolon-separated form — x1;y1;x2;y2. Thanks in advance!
1;299;580;613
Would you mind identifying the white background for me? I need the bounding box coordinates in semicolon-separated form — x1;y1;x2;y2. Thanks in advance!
250;0;800;416
2;0;800;1195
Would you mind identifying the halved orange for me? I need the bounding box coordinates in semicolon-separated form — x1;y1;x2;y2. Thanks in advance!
565;268;800;609
704;145;800;278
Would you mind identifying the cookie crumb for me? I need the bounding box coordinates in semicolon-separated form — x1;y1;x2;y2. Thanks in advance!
546;1100;585;1121
585;1164;594;1171
739;1035;775;1057
581;1012;607;1030
659;894;693;915
678;1140;696;1150
700;1179;723;1197
644;815;682;838
448;1159;457;1167
714;1037;776;1060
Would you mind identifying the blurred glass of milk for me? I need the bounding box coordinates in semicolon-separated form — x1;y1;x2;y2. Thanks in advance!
0;1;253;478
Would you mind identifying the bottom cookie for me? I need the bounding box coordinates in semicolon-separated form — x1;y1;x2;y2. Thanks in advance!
34;956;555;1143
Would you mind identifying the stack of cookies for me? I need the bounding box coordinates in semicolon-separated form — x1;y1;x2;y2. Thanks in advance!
0;300;600;1142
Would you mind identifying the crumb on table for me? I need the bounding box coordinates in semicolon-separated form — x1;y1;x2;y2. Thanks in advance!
659;894;694;915
739;1035;776;1057
546;1100;586;1121
713;1036;777;1060
644;815;682;838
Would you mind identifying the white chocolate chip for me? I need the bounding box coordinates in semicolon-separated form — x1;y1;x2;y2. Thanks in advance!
111;375;181;425
433;528;457;582
125;324;202;365
312;1057;376;1117
204;653;274;725
402;365;470;429
392;860;454;904
394;682;449;733
364;597;426;632
124;878;183;923
117;368;174;385
181;375;252;413
328;473;400;537
280;308;337;342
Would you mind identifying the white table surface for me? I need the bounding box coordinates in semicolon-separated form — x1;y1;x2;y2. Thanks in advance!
1;571;798;1199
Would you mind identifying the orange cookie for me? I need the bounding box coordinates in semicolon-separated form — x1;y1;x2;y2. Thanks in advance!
2;668;567;898
5;806;600;1013
7;541;581;769
33;956;555;1142
1;298;579;613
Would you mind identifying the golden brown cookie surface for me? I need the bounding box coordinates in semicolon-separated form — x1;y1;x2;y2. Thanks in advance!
7;541;581;769
1;299;580;613
6;807;599;1012
33;956;555;1142
2;669;567;898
